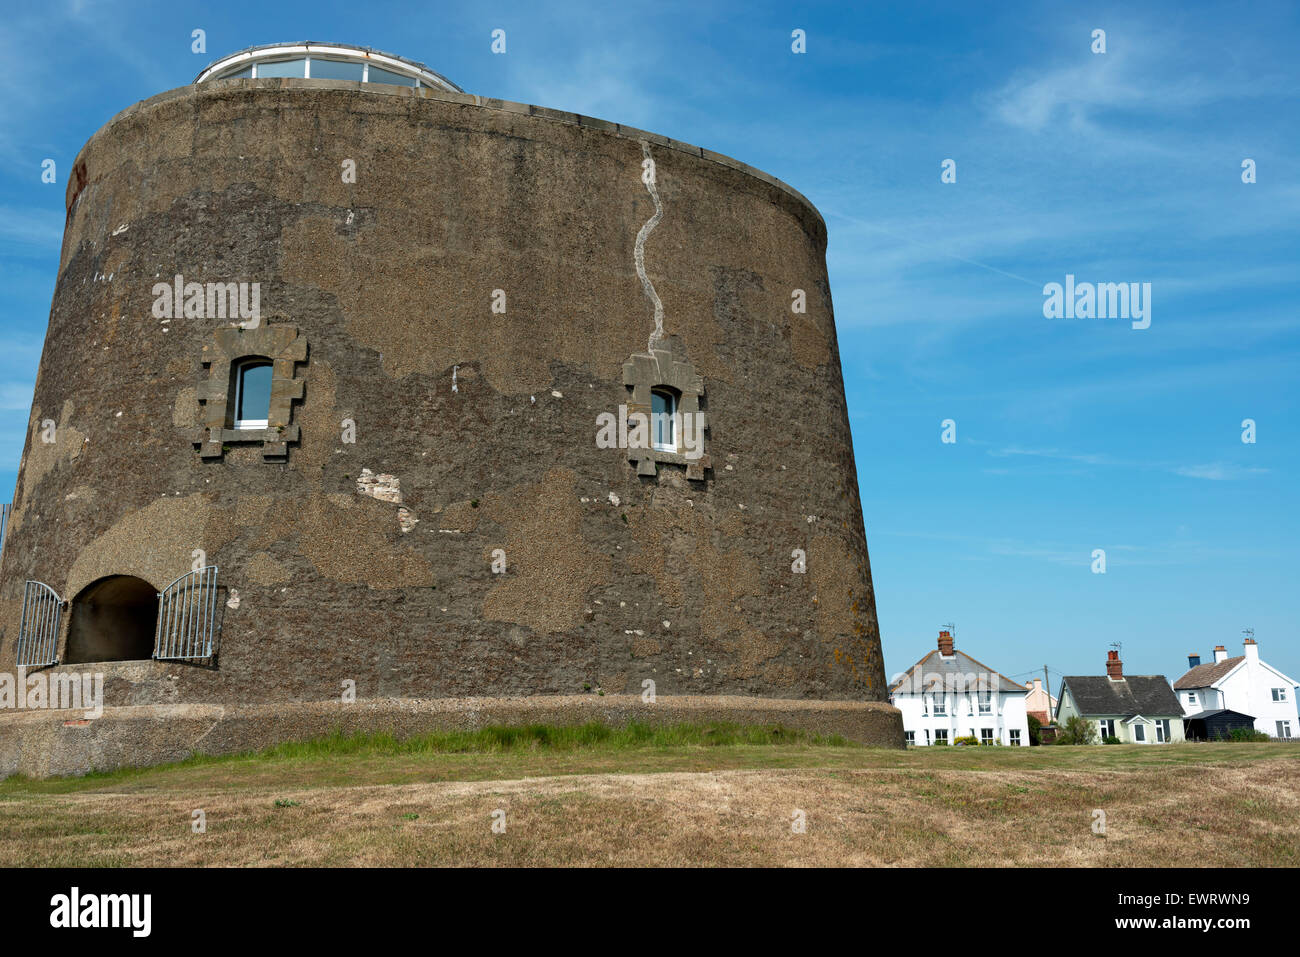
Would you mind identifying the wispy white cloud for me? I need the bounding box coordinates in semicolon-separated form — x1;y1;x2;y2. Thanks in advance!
1173;463;1270;481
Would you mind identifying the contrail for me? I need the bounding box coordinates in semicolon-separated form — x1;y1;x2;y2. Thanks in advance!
635;141;665;350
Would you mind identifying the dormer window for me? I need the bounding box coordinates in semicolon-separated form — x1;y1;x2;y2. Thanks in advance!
651;388;678;452
233;359;273;429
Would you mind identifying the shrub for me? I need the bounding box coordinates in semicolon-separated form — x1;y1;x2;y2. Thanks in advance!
1103;735;1121;745
953;735;979;747
1027;715;1042;746
1055;715;1099;746
1229;727;1272;743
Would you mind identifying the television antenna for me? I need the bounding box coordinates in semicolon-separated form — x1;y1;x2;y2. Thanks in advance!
1242;628;1255;640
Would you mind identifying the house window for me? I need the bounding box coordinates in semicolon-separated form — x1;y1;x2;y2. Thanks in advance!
905;731;915;746
1273;688;1288;703
233;359;273;429
1155;719;1171;743
980;728;994;745
1134;723;1146;742
650;388;677;452
1098;719;1115;739
1009;729;1022;746
978;691;992;715
934;729;948;744
931;694;946;716
1277;721;1293;740
1186;692;1197;706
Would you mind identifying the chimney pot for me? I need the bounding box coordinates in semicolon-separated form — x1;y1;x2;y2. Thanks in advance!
937;630;954;655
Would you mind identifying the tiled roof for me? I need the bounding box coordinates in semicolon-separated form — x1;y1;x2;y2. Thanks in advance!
1061;675;1182;718
889;649;1027;694
1174;656;1244;690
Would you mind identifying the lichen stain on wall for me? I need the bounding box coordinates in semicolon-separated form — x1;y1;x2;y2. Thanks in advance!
810;533;880;693
481;467;612;634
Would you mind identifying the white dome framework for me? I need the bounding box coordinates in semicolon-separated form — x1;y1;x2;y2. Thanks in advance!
195;41;462;92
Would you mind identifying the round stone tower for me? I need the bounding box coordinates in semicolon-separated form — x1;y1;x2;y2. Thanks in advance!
0;43;900;774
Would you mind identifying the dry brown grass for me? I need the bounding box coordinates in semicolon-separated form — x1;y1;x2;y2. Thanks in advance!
1;740;1297;866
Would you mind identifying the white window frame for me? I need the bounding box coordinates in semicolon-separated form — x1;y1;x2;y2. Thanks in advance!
1155;719;1170;743
1186;692;1197;706
1098;719;1115;739
1277;721;1293;740
233;358;273;430
650;388;678;453
931;693;946;716
1273;688;1288;703
1009;729;1021;746
979;728;994;745
904;731;915;746
934;729;948;744
978;690;993;715
1133;723;1146;742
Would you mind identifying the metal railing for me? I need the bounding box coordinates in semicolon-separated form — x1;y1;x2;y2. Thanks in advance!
17;580;63;668
154;566;220;661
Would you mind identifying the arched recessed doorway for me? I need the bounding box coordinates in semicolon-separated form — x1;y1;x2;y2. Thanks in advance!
64;575;158;664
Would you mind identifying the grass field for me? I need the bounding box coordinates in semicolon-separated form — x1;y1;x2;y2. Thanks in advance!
1;723;1296;866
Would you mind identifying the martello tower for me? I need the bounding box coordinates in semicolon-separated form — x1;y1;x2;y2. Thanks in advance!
0;43;900;774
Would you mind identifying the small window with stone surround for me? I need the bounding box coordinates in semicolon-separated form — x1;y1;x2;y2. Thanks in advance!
621;337;710;481
193;324;307;462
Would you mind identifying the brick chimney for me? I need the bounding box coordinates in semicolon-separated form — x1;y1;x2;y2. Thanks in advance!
1188;653;1201;668
1106;650;1123;680
1213;645;1228;664
937;630;954;656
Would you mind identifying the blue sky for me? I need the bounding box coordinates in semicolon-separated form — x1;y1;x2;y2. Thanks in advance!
1;1;1296;690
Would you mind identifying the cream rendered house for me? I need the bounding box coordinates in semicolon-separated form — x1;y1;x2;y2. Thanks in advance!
1055;651;1185;744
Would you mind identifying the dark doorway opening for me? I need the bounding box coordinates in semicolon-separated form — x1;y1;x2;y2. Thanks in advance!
64;575;158;663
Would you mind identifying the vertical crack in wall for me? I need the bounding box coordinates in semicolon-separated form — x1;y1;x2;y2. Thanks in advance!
635;141;666;351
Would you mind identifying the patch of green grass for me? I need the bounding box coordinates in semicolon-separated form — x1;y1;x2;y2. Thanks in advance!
0;721;850;793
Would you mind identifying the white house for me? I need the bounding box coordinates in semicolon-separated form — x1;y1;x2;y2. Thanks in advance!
1173;638;1298;740
1056;651;1185;744
889;630;1030;746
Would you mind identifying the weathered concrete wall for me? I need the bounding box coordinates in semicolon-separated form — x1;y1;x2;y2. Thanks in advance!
0;78;888;716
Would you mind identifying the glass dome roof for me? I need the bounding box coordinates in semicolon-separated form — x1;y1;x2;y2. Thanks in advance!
195;42;462;93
